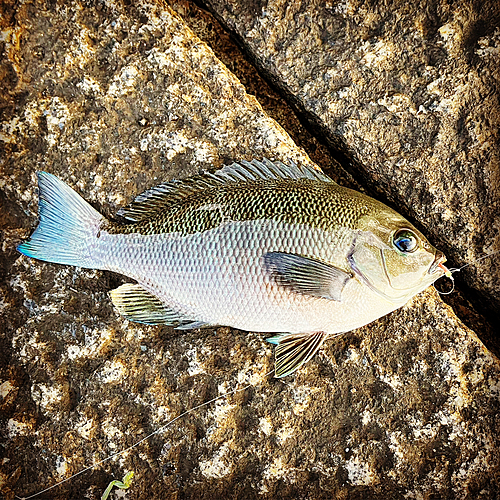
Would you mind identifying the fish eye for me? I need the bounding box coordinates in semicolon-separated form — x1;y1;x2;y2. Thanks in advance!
393;229;418;253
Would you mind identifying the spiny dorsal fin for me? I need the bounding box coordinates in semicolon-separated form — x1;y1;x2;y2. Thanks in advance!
220;158;333;183
117;158;332;222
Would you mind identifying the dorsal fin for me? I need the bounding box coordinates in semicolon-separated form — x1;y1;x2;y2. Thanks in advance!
117;158;333;222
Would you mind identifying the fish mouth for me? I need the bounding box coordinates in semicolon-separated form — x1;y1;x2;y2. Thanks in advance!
428;250;448;275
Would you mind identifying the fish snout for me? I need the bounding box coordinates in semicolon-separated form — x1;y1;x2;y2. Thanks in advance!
428;250;447;275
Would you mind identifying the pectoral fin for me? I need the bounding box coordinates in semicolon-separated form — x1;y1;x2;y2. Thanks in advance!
263;252;352;301
267;331;328;378
110;283;197;326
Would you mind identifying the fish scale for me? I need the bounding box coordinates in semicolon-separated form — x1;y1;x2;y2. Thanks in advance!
17;158;448;377
108;180;370;237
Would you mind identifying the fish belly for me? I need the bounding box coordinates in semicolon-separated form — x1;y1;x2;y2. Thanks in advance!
96;220;399;334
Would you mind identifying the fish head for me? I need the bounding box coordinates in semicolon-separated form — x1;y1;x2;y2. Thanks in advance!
348;211;447;304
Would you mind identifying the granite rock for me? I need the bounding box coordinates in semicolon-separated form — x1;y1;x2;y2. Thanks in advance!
202;0;500;319
1;1;499;499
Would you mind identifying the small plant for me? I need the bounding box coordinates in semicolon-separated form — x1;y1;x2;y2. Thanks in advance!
101;471;134;500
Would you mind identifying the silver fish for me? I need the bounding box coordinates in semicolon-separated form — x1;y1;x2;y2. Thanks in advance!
17;159;448;377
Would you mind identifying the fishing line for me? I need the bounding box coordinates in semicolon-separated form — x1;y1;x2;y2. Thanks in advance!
16;369;275;500
435;251;499;295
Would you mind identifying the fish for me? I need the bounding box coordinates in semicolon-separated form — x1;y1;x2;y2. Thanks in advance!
17;158;448;377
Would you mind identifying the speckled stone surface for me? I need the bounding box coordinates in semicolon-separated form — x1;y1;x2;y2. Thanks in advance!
202;0;500;319
1;1;499;499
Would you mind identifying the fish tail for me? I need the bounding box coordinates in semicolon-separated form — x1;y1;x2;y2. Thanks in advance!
17;172;105;268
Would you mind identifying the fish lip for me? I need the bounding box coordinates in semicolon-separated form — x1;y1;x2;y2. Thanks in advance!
428;250;447;275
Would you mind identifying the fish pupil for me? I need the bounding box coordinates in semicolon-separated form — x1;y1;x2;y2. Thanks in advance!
393;230;418;253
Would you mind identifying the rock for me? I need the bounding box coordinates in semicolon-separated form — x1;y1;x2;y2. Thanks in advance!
202;0;500;319
1;1;499;499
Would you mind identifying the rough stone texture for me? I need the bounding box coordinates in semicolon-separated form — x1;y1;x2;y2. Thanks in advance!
202;0;500;320
1;1;500;500
168;0;359;189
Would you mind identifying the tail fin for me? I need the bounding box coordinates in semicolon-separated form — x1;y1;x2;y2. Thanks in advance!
17;172;105;268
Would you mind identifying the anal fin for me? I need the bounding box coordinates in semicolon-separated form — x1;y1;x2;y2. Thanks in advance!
175;320;210;330
267;332;328;378
110;283;197;326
